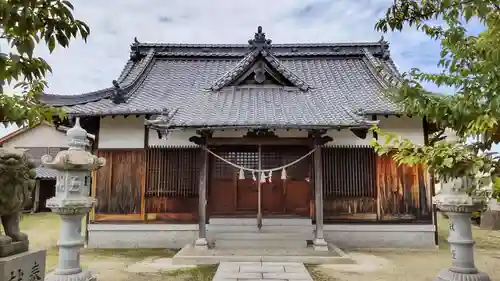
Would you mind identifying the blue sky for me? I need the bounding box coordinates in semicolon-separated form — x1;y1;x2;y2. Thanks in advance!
0;0;493;150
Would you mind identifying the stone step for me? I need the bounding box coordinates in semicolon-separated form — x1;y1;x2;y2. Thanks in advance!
207;225;314;234
211;232;310;241
209;217;312;226
214;239;308;249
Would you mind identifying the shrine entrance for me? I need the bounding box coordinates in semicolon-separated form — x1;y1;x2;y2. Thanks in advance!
207;144;312;218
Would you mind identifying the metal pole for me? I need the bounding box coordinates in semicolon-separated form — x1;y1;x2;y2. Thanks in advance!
257;144;262;230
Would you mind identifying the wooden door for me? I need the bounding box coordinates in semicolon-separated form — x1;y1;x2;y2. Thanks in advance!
207;145;312;217
283;146;312;216
235;147;259;211
208;146;259;215
261;146;312;216
261;148;285;214
208;146;237;215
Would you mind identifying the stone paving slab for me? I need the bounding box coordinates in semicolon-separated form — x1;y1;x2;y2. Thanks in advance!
213;262;313;281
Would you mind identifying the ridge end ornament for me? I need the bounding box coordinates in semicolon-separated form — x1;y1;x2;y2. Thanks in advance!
248;26;272;49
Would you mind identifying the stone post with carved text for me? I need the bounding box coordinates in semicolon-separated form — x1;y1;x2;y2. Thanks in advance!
41;118;106;281
433;177;490;281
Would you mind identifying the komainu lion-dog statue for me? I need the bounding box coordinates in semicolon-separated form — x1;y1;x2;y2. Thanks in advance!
0;148;36;257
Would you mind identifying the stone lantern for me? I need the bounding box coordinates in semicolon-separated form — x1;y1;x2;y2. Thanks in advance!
433;177;491;281
41;118;106;281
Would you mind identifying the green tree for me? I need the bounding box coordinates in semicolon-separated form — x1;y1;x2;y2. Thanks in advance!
0;0;89;127
371;0;500;197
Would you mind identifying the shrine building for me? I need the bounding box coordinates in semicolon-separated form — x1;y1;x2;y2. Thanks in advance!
41;26;437;250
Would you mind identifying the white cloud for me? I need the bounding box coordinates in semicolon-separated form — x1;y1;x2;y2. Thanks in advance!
0;0;462;139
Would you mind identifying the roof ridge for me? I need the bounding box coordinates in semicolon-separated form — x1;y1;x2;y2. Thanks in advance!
118;50;157;102
362;48;401;88
134;42;389;48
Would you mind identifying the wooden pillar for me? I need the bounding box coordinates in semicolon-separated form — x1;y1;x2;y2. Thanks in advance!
195;147;208;249
257;144;262;229
32;180;41;213
310;129;331;251
313;144;328;251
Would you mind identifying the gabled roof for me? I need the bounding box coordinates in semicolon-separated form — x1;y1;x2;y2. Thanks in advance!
209;27;312;92
0;122;61;145
40;26;402;129
35;166;58;180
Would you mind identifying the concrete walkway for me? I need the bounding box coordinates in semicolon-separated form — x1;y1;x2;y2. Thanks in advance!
213;261;313;281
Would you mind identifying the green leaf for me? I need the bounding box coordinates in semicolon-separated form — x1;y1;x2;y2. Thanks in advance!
48;36;56;52
443;157;454;168
0;0;87;124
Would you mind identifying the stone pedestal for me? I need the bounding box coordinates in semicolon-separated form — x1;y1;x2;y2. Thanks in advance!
0;249;46;281
433;178;491;281
313;238;328;252
0;240;29;258
194;238;208;250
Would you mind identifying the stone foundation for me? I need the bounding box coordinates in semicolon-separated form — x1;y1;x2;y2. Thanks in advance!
323;224;436;248
87;224;198;249
87;223;436;249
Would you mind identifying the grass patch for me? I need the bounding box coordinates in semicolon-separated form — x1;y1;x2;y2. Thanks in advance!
437;213;500;250
160;265;218;281
83;248;178;260
306;264;340;281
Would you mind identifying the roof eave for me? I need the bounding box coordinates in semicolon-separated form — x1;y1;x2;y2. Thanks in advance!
149;123;375;131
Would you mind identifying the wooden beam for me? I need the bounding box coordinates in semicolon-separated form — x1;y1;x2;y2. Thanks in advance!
373;115;381;220
145;213;197;222
422;117;429;145
207;137;312;146
96;148;144;152
312;131;331;251
423;117;439;245
140;163;146;221
372;115;378;140
196;148;208;248
313;137;328;250
107;153;113;212
141;122;149;221
32;180;41;214
94;214;142;221
89;169;98;221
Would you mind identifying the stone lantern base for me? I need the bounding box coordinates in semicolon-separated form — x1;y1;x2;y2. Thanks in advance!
436;268;491;281
432;179;491;281
45;269;96;281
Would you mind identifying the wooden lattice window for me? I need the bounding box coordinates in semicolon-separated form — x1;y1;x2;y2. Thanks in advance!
322;146;376;197
146;146;201;197
261;146;310;181
211;146;258;179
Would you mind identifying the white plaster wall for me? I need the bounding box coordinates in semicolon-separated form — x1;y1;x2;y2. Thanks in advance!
101;116;424;149
377;116;425;145
148;129;198;147
98;116;145;149
324;130;372;146
2;123;68;148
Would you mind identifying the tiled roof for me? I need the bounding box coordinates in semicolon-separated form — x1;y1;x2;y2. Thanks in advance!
35;166;58;180
40;27;402;128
